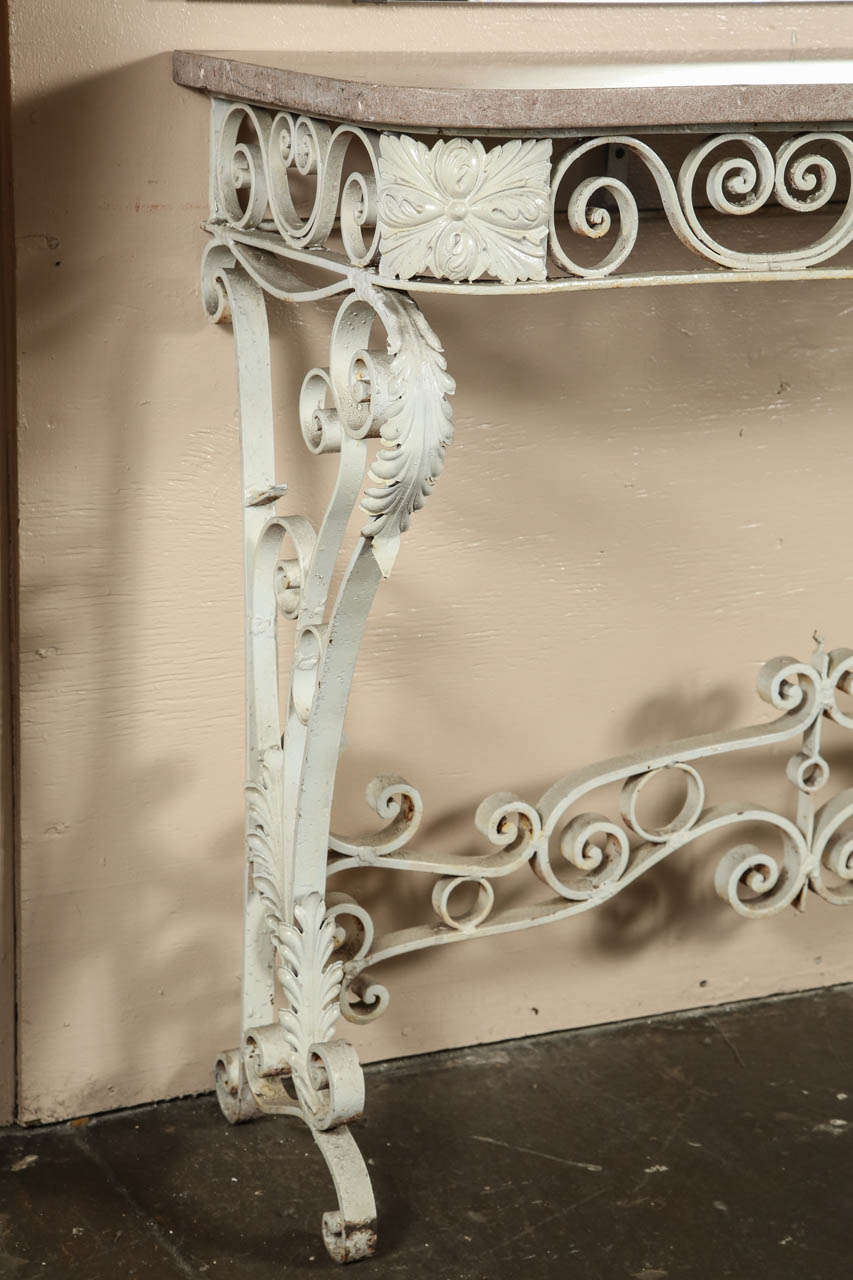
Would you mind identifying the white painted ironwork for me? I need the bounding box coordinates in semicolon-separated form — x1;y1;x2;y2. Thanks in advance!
199;94;853;1262
330;640;853;1017
211;99;853;288
377;134;552;282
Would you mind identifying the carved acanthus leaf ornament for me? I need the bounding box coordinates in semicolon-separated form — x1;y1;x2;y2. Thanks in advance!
279;893;344;1114
359;290;455;573
377;135;552;285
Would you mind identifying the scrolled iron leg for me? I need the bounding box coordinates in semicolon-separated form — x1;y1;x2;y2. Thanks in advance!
201;245;454;1262
203;241;279;1133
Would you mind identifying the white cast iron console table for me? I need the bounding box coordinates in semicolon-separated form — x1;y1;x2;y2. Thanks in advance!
174;52;853;1263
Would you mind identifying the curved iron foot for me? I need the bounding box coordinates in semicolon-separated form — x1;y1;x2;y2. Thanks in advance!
313;1125;378;1263
214;1047;263;1124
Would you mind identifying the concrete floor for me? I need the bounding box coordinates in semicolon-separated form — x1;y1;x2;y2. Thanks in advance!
0;985;851;1279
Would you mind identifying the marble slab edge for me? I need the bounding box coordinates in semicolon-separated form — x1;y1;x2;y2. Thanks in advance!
172;51;853;133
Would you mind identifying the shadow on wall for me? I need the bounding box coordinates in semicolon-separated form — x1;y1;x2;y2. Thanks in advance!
12;51;853;1121
333;710;853;1010
13;54;266;1121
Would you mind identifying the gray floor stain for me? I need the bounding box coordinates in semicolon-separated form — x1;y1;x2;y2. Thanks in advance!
0;983;850;1279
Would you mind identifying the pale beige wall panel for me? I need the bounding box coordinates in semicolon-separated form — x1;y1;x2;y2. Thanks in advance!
10;2;853;1120
0;0;16;1125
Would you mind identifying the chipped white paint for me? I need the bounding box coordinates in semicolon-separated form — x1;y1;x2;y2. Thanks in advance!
328;639;853;1012
203;235;453;1260
550;132;853;277
211;100;853;288
199;94;853;1262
